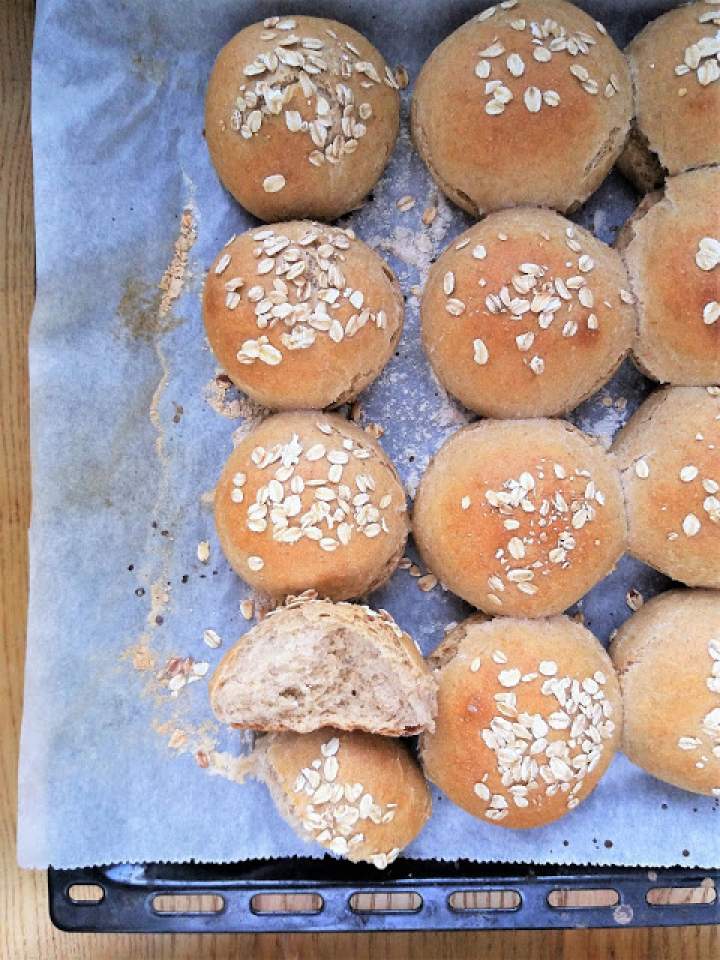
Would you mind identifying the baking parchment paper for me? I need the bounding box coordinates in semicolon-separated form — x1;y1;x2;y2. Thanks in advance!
19;0;720;870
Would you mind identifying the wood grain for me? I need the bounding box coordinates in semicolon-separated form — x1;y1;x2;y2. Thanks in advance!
1;0;718;956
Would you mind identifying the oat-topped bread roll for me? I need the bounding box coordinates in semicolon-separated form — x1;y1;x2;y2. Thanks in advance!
422;209;636;418
215;412;409;600
209;596;437;735
413;419;626;617
611;590;720;798
617;168;720;386
411;0;631;216
253;729;431;867
205;16;400;221
618;2;720;193
421;616;621;828
204;222;403;410
612;387;720;588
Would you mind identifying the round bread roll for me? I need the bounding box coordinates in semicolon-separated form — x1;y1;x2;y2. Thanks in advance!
205;16;400;221
411;0;631;216
610;590;720;798
612;386;720;588
422;208;636;418
214;411;409;600
203;222;403;410
257;728;431;867
412;419;627;617
209;596;437;735
617;168;720;386
421;615;622;829
618;2;720;193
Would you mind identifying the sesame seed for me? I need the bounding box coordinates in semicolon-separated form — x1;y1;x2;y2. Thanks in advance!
682;514;701;537
474;338;490;365
523;86;542;112
247;555;264;571
680;465;699;482
635;459;650;479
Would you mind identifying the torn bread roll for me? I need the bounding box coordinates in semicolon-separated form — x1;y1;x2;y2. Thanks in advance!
209;597;437;735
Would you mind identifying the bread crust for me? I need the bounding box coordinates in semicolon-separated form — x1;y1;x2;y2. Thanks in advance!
421;208;636;418
412;418;627;617
616;167;720;386
258;728;431;867
611;386;720;587
214;411;409;600
203;221;404;410
610;589;720;797
420;615;622;829
205;16;399;221
619;2;720;190
411;0;631;216
209;598;437;735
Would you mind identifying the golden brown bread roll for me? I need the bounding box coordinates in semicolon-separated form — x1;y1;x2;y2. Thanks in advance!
203;222;403;410
421;615;622;829
617;168;720;386
618;2;720;192
422;208;636;418
612;386;720;588
257;728;431;867
610;590;720;798
205;16;400;221
214;412;409;600
411;0;631;216
412;418;627;617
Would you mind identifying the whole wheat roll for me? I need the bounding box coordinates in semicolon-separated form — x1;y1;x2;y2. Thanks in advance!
618;1;720;193
412;418;627;617
411;0;631;216
205;15;400;221
422;208;636;418
214;411;409;601
421;615;622;829
610;590;720;798
203;221;403;410
612;386;720;588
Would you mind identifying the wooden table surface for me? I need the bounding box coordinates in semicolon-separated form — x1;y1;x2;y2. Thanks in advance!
1;1;718;957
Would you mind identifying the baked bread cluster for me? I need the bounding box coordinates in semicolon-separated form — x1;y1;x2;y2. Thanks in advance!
200;4;720;861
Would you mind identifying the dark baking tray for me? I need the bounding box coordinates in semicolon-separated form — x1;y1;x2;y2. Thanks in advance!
49;859;720;932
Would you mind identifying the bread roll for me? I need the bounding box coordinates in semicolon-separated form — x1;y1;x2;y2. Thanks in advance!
203;222;403;410
411;0;631;216
422;208;636;418
612;386;720;588
214;412;409;600
421;615;622;829
412;418;626;617
618;2;720;192
617;168;720;386
205;16;399;221
256;728;431;867
610;590;720;798
209;596;437;735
